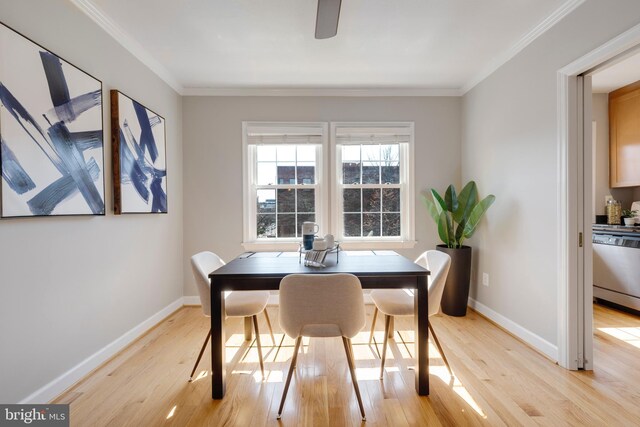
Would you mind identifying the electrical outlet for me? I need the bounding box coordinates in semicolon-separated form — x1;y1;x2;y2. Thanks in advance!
482;272;489;287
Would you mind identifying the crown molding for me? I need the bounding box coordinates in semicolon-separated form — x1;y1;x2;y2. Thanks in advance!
461;0;586;94
181;87;462;97
71;0;184;94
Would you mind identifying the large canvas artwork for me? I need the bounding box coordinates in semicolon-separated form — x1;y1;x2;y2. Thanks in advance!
111;90;167;214
0;23;104;218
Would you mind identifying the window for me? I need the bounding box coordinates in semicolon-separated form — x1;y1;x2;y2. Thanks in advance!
243;121;414;250
332;123;414;246
243;123;328;248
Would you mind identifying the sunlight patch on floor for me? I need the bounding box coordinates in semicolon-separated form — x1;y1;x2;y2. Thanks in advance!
359;366;399;380
253;370;284;383
166;405;177;419
191;370;209;382
598;327;640;348
432;365;486;419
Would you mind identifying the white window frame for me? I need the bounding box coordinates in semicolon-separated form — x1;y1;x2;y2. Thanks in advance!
242;122;329;251
331;122;416;249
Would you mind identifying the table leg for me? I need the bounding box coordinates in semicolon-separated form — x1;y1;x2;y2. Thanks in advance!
211;280;226;399
244;317;253;341
415;275;429;395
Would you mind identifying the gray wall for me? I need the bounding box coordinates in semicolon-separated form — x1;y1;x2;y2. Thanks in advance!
462;0;640;346
182;96;461;296
0;1;183;402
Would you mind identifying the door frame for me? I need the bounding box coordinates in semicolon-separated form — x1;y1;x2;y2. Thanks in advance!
557;23;640;369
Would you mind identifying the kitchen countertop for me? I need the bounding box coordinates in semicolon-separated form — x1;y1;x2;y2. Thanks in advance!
593;224;640;234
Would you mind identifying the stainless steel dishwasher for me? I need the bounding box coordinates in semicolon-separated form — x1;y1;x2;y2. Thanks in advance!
593;225;640;311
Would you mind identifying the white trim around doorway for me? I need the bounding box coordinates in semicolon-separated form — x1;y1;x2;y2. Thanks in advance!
557;22;640;370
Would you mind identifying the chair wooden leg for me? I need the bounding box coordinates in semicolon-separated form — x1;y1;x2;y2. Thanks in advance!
277;336;302;419
380;315;391;379
189;328;211;382
429;322;453;377
342;337;366;421
369;306;378;344
252;315;265;379
263;308;276;346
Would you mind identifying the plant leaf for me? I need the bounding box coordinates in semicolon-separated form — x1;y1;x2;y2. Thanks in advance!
453;181;477;224
455;220;466;246
437;211;451;246
463;194;496;239
422;195;441;225
431;188;447;214
444;184;458;213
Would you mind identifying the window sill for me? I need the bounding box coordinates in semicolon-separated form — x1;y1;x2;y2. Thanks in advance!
242;241;301;252
241;240;416;252
338;240;417;250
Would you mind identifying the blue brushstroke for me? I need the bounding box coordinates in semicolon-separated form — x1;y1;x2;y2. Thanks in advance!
47;122;104;214
27;157;100;215
39;51;72;119
119;129;149;201
40;51;102;123
149;115;162;128
123;120;148;168
1;137;36;194
133;100;158;162
150;177;167;213
46;90;102;124
69;130;103;152
0;83;66;174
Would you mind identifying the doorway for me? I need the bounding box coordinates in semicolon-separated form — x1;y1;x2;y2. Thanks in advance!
558;22;640;370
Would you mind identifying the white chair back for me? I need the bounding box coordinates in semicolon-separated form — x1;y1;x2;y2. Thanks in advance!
415;250;452;317
279;273;365;339
191;251;226;317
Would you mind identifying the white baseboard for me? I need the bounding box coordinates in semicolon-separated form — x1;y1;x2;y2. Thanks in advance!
468;297;558;361
20;297;185;404
182;295;201;305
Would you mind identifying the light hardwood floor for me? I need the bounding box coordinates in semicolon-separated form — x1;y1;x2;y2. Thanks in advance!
54;303;640;426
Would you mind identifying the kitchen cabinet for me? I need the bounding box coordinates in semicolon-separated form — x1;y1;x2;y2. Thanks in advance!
609;80;640;187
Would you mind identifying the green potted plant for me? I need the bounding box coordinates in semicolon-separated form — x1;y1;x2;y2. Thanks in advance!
423;181;495;316
622;209;638;226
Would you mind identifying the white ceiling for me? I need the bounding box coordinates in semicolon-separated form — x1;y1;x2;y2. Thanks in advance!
592;51;640;93
75;0;582;95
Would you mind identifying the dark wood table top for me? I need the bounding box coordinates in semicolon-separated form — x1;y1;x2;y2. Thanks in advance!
209;251;429;291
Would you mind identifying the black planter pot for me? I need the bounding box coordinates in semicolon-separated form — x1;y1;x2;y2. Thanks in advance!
436;244;472;317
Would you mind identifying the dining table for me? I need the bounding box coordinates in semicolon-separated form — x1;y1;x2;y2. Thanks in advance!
209;250;430;399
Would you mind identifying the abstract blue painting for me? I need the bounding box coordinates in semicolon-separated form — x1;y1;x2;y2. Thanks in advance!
111;91;167;214
0;23;104;218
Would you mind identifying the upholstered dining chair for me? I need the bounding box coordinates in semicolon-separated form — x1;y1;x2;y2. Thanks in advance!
189;251;275;381
277;273;367;421
369;250;453;379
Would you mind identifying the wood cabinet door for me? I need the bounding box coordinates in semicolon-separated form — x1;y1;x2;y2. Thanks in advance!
610;83;640;187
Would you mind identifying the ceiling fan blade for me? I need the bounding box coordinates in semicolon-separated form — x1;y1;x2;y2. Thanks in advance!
315;0;341;39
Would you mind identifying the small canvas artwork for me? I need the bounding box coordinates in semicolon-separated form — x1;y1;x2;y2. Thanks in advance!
0;23;105;217
111;90;167;214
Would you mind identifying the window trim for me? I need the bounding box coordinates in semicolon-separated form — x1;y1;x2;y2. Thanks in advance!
242;121;415;251
330;122;416;249
242;122;329;251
